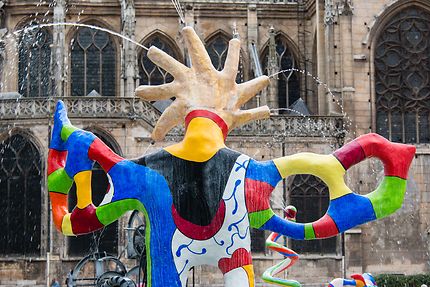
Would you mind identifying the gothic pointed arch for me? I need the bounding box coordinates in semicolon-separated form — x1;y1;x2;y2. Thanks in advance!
0;131;43;255
374;5;430;143
70;19;118;97
205;30;245;83
261;33;300;112
138;31;182;86
67;129;121;256
17;20;53;97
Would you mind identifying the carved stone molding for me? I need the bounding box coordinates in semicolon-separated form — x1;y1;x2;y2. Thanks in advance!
0;97;345;140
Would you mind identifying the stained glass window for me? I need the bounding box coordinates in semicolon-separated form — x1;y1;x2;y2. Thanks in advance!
67;132;119;256
18;24;52;97
289;174;336;254
71;27;116;97
375;7;430;143
263;36;300;111
0;134;42;255
206;34;244;83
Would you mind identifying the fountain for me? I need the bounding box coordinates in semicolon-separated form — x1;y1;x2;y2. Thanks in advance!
47;26;415;287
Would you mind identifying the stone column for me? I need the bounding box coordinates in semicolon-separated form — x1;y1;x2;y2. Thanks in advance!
324;0;342;115
52;0;66;97
267;26;278;111
121;0;137;97
338;0;355;124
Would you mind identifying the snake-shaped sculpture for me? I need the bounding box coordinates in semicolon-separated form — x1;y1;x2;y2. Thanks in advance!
263;206;300;287
48;26;416;287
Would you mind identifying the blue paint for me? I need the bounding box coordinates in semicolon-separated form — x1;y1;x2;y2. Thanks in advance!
343;279;357;286
50;101;71;151
246;159;282;188
64;131;96;178
107;160;181;287
224;179;241;215
327;193;377;233
260;215;305;240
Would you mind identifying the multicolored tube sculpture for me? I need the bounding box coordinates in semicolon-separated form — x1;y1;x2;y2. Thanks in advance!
329;273;377;287
262;206;300;287
47;26;416;287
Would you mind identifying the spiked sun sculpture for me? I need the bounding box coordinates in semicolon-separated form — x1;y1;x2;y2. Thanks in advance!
48;27;416;287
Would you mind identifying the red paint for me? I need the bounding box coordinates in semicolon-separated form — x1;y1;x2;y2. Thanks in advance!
185;110;229;140
49;192;68;232
333;140;365;170
218;248;252;274
356;133;415;179
245;178;274;213
48;149;68;175
172;200;226;241
88;138;124;173
312;214;339;239
70;204;104;235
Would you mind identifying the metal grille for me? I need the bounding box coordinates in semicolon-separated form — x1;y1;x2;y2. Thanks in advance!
0;134;42;255
18;24;52;97
71;27;116;97
67;132;119;256
289;174;336;254
263;35;300;110
206;34;244;83
375;7;430;143
139;36;180;85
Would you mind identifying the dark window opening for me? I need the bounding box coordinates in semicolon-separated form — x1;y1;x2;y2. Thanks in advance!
71;27;116;97
0;134;42;256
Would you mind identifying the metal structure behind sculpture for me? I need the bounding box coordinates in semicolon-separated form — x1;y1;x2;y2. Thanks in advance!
48;27;416;287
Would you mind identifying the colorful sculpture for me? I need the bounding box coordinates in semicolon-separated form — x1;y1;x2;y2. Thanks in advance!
263;206;300;287
48;27;416;287
329;273;377;287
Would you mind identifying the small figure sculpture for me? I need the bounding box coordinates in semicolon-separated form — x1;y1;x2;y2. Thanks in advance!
48;27;415;287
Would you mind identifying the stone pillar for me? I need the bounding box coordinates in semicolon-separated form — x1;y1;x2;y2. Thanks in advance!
183;4;195;67
120;0;137;97
52;0;66;97
324;0;342;115
338;0;355;124
267;26;278;111
247;3;261;107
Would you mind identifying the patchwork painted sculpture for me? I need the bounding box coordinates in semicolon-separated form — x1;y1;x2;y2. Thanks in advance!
48;27;416;287
329;273;377;287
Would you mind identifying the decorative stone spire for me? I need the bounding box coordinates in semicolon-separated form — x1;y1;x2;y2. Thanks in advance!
120;0;137;97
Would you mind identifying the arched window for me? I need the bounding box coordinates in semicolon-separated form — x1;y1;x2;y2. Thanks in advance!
139;35;181;86
375;7;430;143
139;35;181;111
289;174;336;254
262;35;300;111
0;134;42;255
18;23;52;97
206;33;244;83
67;131;119;256
71;26;116;97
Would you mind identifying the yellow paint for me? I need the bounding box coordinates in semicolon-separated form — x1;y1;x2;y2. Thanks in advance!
61;213;74;236
165;117;226;162
74;170;93;209
242;264;255;287
273;153;351;200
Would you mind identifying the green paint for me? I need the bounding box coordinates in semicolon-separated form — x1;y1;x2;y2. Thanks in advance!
47;168;73;194
96;199;152;286
366;176;407;219
61;125;78;142
304;223;316;240
248;209;275;228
